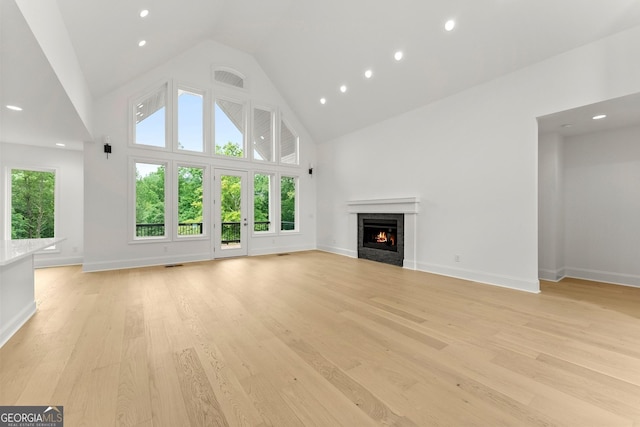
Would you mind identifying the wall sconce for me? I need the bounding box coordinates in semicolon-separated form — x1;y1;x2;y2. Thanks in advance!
103;136;112;159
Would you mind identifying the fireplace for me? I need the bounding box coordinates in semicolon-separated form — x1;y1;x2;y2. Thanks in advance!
358;213;404;266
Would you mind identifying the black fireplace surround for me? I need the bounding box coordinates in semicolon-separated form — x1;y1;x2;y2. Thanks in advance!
357;213;404;266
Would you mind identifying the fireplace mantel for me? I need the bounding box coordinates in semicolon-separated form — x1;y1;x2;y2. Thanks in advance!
347;197;419;269
347;197;420;214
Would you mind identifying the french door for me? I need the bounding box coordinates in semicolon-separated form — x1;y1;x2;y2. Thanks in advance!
214;169;248;258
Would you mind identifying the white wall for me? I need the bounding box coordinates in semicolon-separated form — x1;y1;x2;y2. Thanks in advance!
317;25;640;293
84;40;316;271
538;132;565;280
0;142;84;267
563;124;640;287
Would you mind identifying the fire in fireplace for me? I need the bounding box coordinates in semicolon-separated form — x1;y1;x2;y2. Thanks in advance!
362;219;398;252
358;213;404;266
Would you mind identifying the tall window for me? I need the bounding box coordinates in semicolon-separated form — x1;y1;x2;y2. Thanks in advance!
177;89;204;152
215;99;245;157
177;166;204;236
280;175;297;231
134;83;167;148
280;120;299;165
11;169;55;239
252;107;274;162
135;162;166;238
254;173;273;232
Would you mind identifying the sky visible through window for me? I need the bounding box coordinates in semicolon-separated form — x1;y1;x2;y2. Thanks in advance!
136;162;163;178
136;95;242;152
178;91;203;152
215;103;243;153
136;108;165;147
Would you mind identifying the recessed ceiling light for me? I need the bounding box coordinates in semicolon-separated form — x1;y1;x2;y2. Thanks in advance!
394;51;403;61
6;105;22;111
364;69;373;79
138;40;147;47
592;114;607;120
56;143;66;147
445;19;456;31
320;98;326;105
139;9;149;18
561;124;573;128
340;85;347;93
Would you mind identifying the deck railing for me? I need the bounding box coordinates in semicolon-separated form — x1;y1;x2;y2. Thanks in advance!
136;220;295;242
136;223;203;238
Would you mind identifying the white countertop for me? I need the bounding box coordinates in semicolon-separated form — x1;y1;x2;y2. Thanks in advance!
0;238;65;266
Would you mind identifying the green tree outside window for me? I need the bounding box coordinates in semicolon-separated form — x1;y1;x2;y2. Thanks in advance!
11;169;55;239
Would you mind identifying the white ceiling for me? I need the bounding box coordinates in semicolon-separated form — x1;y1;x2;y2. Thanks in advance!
538;92;640;137
3;0;640;148
0;0;90;150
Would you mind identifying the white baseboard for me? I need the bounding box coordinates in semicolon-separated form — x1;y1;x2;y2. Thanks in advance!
403;258;417;270
34;256;84;269
82;252;213;273
249;244;316;257
0;301;36;348
317;247;538;292
317;245;356;258
416;261;540;293
564;267;640;288
82;246;319;273
538;268;566;282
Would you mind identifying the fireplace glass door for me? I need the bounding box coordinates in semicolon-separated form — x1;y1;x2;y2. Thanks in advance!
362;219;398;252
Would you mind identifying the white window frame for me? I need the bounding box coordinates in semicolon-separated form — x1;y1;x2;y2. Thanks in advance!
175;83;209;156
6;166;60;251
130;158;172;243
279;115;300;166
213;94;249;161
174;162;209;241
252;171;275;236
278;173;299;234
129;81;172;151
251;104;276;163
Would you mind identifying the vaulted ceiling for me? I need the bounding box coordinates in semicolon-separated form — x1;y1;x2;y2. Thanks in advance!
3;0;640;147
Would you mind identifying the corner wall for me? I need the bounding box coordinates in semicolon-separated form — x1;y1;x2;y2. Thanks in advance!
317;25;640;293
538;133;565;281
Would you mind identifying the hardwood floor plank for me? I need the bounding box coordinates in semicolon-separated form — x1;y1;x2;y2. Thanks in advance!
493;350;640;419
282;336;420;427
193;340;265;427
77;362;121;426
14;342;74;405
116;336;152;426
147;352;191;427
2;252;640;425
239;373;305;426
174;347;230;427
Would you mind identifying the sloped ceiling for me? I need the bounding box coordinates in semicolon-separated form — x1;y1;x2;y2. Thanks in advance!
5;0;640;147
0;0;90;150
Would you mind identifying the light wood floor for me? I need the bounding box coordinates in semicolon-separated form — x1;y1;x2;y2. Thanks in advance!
2;251;640;426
